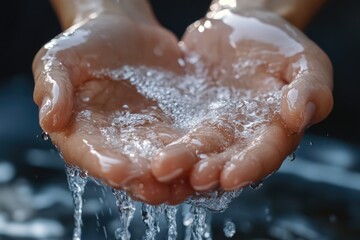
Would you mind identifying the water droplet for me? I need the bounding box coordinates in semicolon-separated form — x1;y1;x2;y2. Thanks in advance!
177;58;186;67
286;152;296;162
223;220;236;238
41;131;49;141
250;180;263;190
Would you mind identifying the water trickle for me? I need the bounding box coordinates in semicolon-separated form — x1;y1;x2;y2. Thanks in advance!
165;205;178;240
223;219;236;238
65;165;88;240
112;190;136;240
141;204;162;240
190;206;207;240
41;131;49;141
264;207;272;222
286;152;296;162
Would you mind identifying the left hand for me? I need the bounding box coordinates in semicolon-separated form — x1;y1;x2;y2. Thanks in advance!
151;7;333;192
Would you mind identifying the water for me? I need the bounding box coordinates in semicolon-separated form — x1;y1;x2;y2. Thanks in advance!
190;206;207;240
41;131;49;141
141;203;162;240
112;190;135;240
249;181;263;190
65;165;88;240
165;206;178;240
64;61;284;239
223;220;236;238
88;65;282;167
64;173;246;240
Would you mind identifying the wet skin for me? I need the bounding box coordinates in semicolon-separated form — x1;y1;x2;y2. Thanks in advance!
33;9;333;205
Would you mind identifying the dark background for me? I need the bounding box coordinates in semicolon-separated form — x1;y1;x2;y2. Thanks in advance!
0;1;359;239
0;0;359;146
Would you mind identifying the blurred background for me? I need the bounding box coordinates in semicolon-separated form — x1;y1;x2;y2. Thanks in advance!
0;0;359;239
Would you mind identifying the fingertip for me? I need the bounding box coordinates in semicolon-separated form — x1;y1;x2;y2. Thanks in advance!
220;160;256;191
151;144;198;183
190;158;224;192
281;83;333;133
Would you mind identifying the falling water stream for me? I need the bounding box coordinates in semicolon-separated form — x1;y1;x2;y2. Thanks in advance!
65;165;88;240
62;58;282;239
65;164;243;239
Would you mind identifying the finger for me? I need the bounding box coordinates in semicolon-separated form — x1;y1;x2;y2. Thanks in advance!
151;118;235;183
32;40;87;132
281;48;333;133
190;154;228;192
220;120;301;191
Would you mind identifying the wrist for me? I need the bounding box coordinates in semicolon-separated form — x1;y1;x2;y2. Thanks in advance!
209;0;326;29
51;0;158;29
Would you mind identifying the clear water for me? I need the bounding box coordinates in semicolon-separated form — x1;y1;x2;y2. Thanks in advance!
64;172;245;240
223;220;236;238
84;64;283;169
65;165;88;240
63;62;284;239
165;206;178;240
112;190;135;240
2;134;360;239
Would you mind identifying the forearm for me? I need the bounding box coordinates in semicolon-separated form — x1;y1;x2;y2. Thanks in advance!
50;0;158;29
210;0;326;29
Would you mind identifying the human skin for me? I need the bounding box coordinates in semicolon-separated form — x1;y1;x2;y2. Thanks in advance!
33;0;333;204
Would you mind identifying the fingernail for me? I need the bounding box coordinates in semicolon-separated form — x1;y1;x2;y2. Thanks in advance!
157;168;184;182
39;96;52;125
193;180;218;191
300;102;316;131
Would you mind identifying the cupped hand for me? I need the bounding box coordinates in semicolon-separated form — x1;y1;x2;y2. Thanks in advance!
33;12;194;205
150;8;333;192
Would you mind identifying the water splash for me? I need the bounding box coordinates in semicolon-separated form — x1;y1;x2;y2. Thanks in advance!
41;131;49;141
65;165;88;240
61;62;283;238
286;152;296;162
112;190;136;240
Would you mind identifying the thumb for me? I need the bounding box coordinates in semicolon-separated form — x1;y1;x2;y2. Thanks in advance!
280;51;333;133
33;56;74;133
